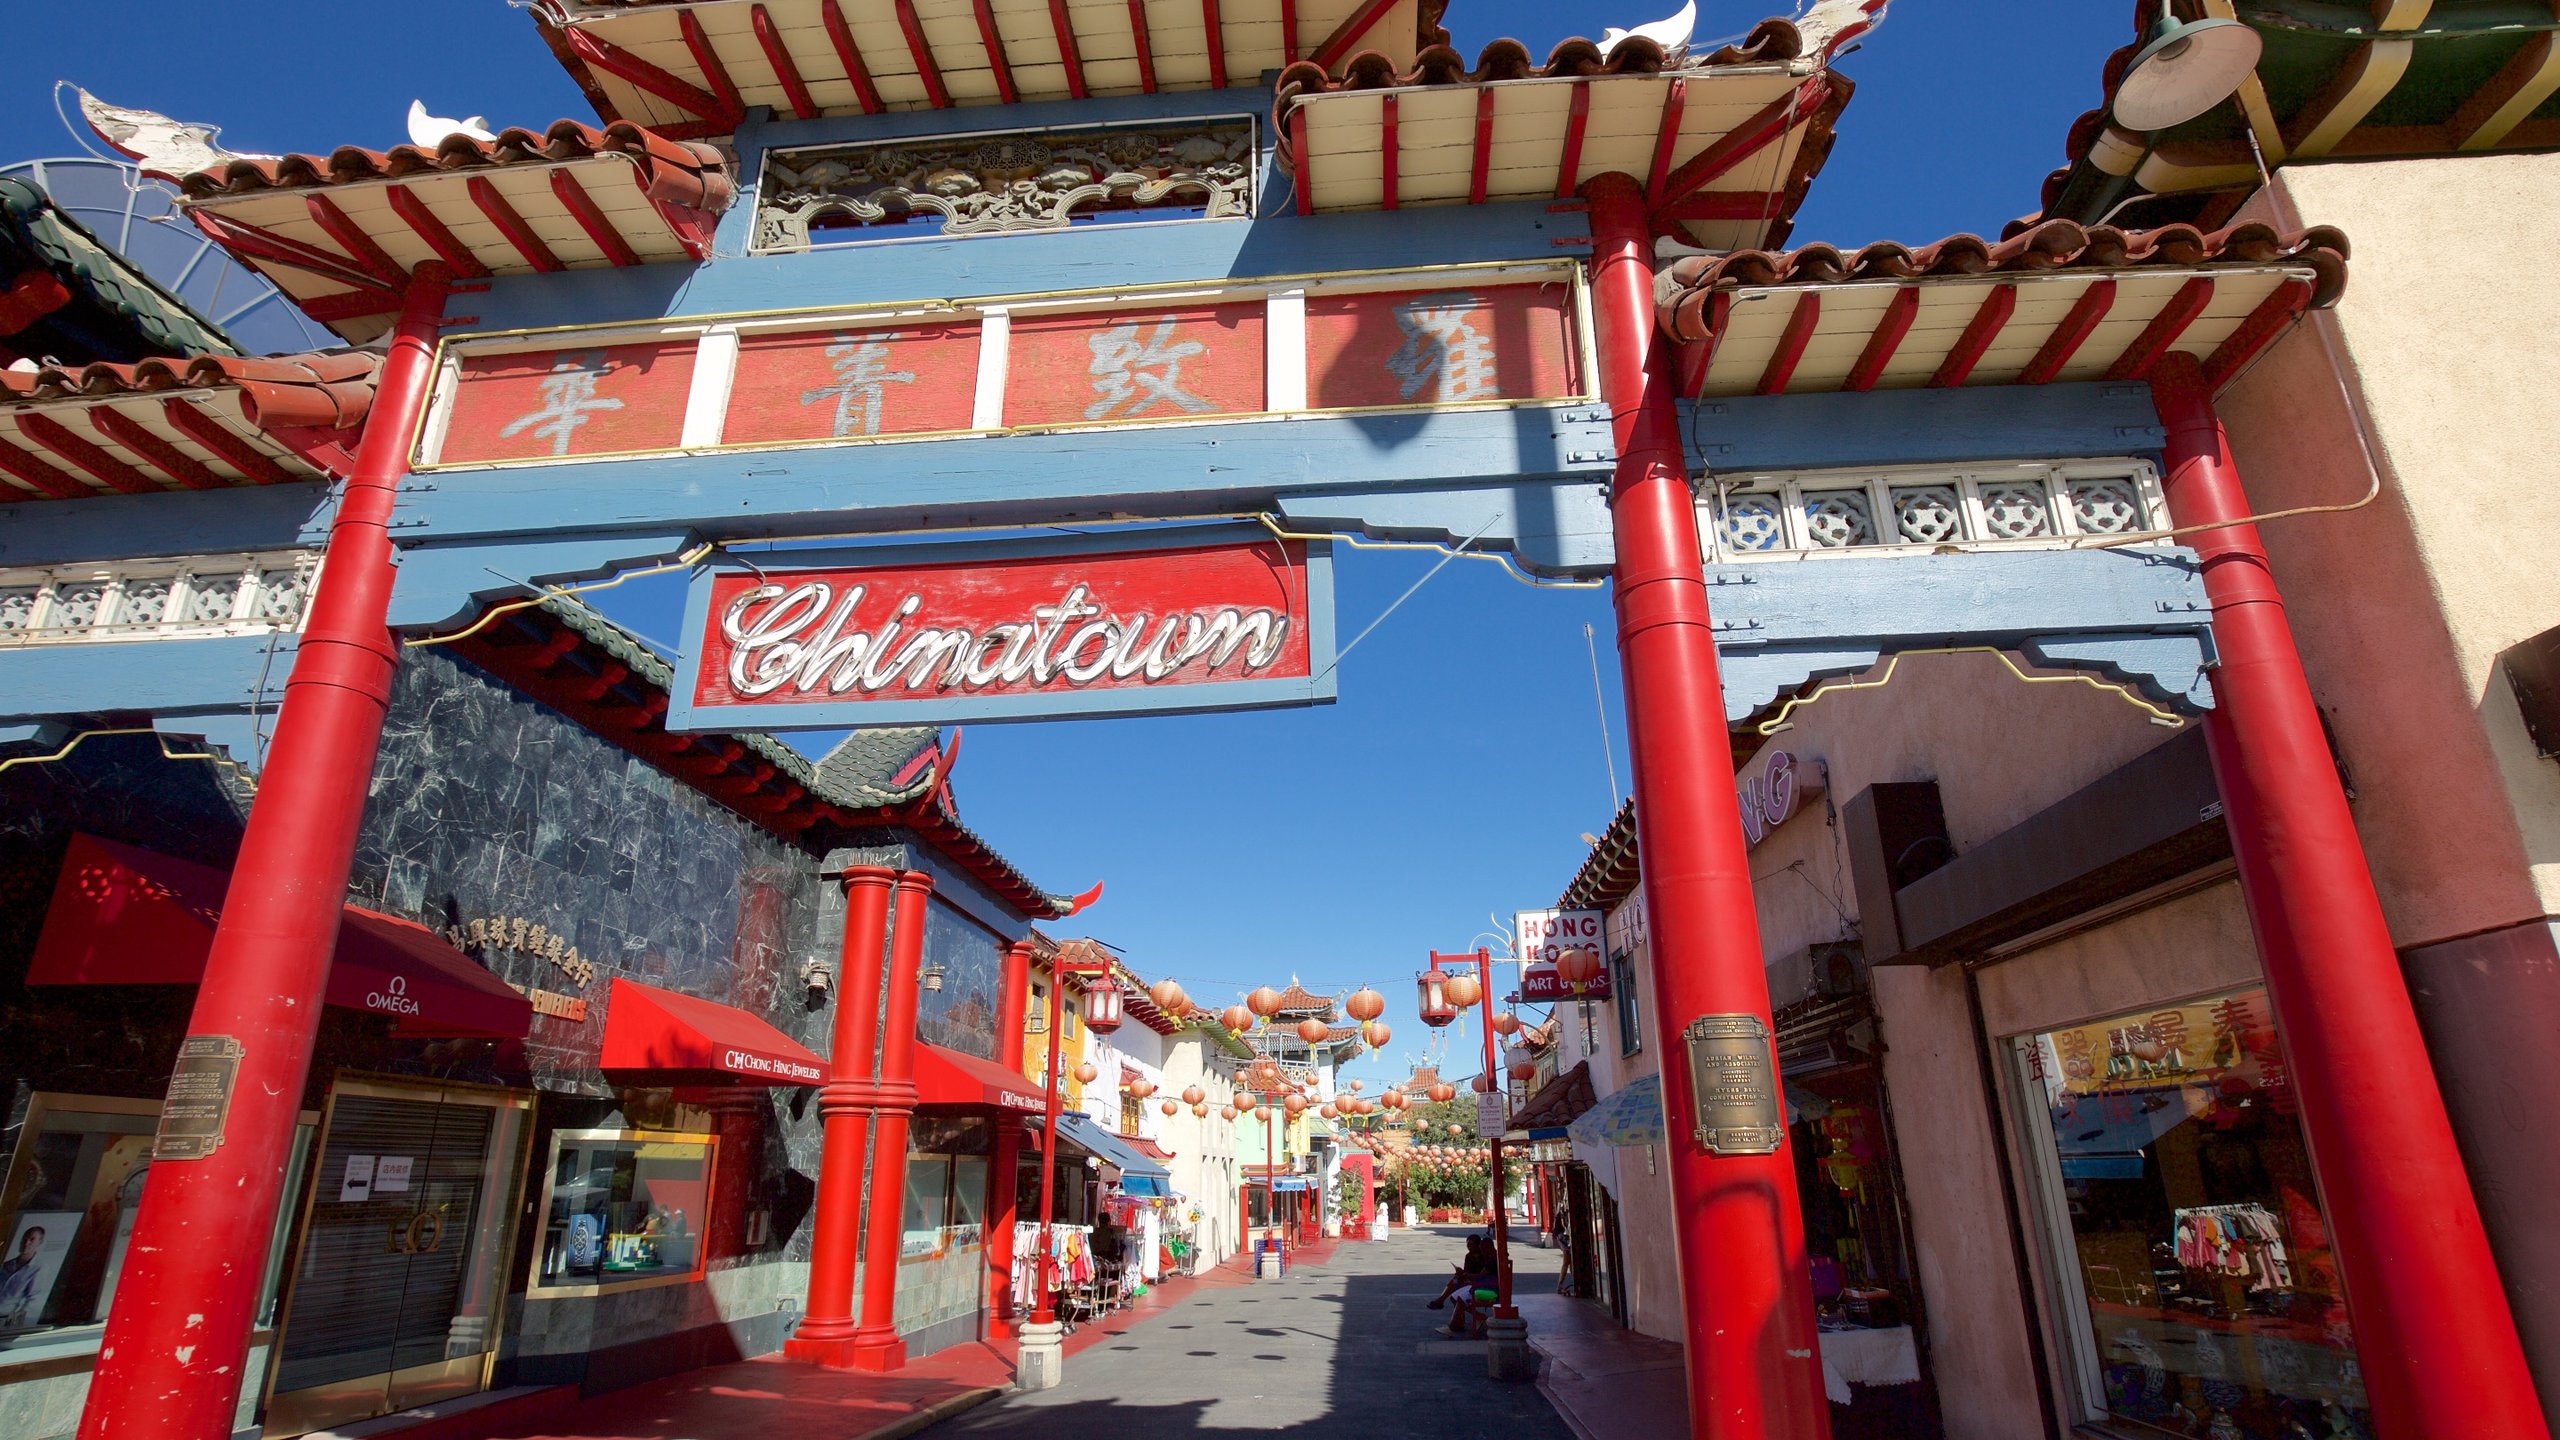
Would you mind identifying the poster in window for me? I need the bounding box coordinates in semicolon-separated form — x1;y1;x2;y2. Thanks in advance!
0;1211;79;1331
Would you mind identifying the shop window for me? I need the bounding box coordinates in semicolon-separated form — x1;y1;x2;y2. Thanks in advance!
527;1130;713;1296
1120;1093;1143;1134
1611;950;1642;1055
2013;988;2370;1438
0;1094;312;1348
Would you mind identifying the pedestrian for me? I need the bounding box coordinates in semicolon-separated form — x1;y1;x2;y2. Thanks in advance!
1427;1233;1492;1310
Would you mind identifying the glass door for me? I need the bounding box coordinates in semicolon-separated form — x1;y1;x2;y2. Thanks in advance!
262;1077;531;1437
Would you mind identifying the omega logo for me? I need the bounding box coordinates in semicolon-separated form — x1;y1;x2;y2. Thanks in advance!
366;974;422;1017
385;1207;446;1255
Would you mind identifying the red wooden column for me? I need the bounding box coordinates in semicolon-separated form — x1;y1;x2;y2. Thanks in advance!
984;936;1034;1335
76;267;451;1440
2151;353;2548;1440
785;866;896;1365
1583;172;1832;1440
847;869;935;1371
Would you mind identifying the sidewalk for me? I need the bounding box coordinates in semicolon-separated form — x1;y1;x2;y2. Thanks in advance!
1515;1292;1685;1440
336;1252;1253;1440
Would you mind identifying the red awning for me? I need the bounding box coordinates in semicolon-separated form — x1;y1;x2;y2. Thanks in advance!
28;832;531;1039
599;976;825;1086
914;1043;1046;1114
1123;1134;1176;1162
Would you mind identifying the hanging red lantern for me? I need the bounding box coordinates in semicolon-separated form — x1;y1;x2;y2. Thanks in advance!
1285;1093;1308;1116
1220;1004;1252;1034
1428;1082;1457;1103
1192;1102;1209;1118
1345;987;1386;1022
1320;1104;1338;1120
1253;1104;1272;1122
1149;977;1189;1014
1161;1099;1180;1116
1556;945;1605;995
1221;1105;1238;1121
1182;1085;1205;1107
1296;1016;1331;1044
1081;969;1125;1034
1471;1073;1496;1094
1441;972;1482;1009
1246;986;1285;1021
1361;1020;1391;1051
1074;1061;1099;1085
1491;1012;1522;1037
1447;1123;1465;1136
1128;1078;1157;1099
1348;1079;1364;1092
1416;967;1457;1028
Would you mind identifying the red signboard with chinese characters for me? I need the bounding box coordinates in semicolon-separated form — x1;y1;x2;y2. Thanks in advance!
1305;284;1578;410
724;322;981;445
668;525;1337;729
437;341;695;464
1004;303;1266;427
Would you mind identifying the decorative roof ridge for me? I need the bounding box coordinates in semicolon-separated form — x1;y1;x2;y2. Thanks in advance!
0;350;378;430
0;175;241;360
176;118;734;214
1657;218;2352;343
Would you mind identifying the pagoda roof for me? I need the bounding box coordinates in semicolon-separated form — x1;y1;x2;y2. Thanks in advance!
2035;0;2560;231
535;0;1449;136
0;351;374;502
1272;981;1334;1015
1654;218;2349;399
1272;6;1878;246
0;176;239;364
173;120;732;345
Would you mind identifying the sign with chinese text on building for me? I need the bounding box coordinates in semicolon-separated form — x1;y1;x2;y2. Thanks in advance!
669;525;1336;730
1515;907;1611;1001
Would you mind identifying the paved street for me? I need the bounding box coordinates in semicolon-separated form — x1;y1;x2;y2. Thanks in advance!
934;1230;1574;1440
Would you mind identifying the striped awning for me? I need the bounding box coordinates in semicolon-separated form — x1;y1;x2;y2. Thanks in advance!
1655;219;2349;399
539;0;1440;133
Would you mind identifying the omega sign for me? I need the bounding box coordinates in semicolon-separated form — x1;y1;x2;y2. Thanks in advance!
670;526;1337;730
366;974;420;1018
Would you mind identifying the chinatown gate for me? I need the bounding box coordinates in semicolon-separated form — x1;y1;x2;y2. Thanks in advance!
1;1;2541;1437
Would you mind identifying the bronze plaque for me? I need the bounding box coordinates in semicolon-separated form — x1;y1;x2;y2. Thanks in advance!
1681;1014;1783;1156
153;1034;244;1161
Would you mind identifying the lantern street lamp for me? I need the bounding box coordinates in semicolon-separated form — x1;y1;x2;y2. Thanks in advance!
1023;938;1117;1388
1417;965;1459;1028
1428;946;1524;1368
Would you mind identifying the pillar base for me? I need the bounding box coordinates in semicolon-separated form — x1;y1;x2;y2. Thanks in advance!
1484;1315;1535;1382
782;1330;864;1367
1015;1319;1066;1391
844;1327;908;1373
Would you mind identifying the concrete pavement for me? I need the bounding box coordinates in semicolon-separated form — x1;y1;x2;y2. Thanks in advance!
932;1227;1573;1440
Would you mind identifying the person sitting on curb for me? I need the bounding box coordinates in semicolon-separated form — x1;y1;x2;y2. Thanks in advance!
1427;1234;1493;1310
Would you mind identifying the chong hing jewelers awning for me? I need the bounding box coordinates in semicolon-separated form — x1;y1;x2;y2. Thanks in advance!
599;976;826;1086
28;831;532;1039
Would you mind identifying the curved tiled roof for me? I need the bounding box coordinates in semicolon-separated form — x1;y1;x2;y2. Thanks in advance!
1273;982;1334;1015
1273;21;1807;102
0;352;377;430
0;177;238;361
1657;218;2350;344
177;120;735;213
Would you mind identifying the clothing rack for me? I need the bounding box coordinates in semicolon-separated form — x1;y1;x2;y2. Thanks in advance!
2171;1202;2292;1291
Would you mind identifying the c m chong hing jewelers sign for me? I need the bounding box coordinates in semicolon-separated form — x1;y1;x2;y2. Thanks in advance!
669;525;1337;730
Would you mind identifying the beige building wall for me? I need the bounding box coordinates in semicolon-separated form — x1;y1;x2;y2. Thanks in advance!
2225;154;2560;939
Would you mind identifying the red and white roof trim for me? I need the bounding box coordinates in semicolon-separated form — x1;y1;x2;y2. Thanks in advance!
174;121;734;344
1654;219;2349;399
0;353;376;503
1273;17;1861;247
535;0;1446;132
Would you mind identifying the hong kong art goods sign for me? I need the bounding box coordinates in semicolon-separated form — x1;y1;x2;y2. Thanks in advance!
668;525;1337;730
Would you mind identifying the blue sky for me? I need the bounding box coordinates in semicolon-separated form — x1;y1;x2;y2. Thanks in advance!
10;2;2131;1091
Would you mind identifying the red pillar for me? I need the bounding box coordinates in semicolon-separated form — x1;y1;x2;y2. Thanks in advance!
2151;353;2548;1440
984;937;1032;1335
1031;964;1069;1320
1474;950;1517;1316
76;268;450;1440
847;869;933;1371
786;866;895;1365
1583;172;1831;1440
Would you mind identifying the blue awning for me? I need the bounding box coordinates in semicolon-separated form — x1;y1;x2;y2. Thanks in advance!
1121;1174;1168;1197
1046;1111;1171;1180
1270;1176;1312;1192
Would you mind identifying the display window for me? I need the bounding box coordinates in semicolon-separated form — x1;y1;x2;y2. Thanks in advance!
527;1129;714;1296
2013;987;2370;1439
0;1093;312;1354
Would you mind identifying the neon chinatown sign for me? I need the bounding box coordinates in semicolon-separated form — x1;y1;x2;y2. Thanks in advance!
669;526;1337;729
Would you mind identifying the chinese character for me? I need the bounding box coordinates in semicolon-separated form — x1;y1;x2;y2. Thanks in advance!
801;332;916;437
498;351;624;456
1084;318;1212;421
1386;292;1499;403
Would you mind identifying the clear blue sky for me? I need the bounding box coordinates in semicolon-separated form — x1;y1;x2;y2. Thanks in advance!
11;2;2130;1092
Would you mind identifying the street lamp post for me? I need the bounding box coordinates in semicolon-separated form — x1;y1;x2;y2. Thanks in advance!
1017;942;1118;1392
1426;948;1533;1380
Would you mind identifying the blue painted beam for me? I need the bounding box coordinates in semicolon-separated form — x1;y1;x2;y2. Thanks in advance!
463;199;1587;334
1274;479;1614;577
0;634;295;723
392;404;1611;544
1681;382;2165;473
1705;547;2217;721
0;483;332;568
390;531;696;630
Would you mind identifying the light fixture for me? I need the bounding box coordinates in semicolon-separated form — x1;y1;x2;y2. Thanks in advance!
919;958;946;993
1417;967;1457;1028
2111;4;2261;132
1081;968;1124;1034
